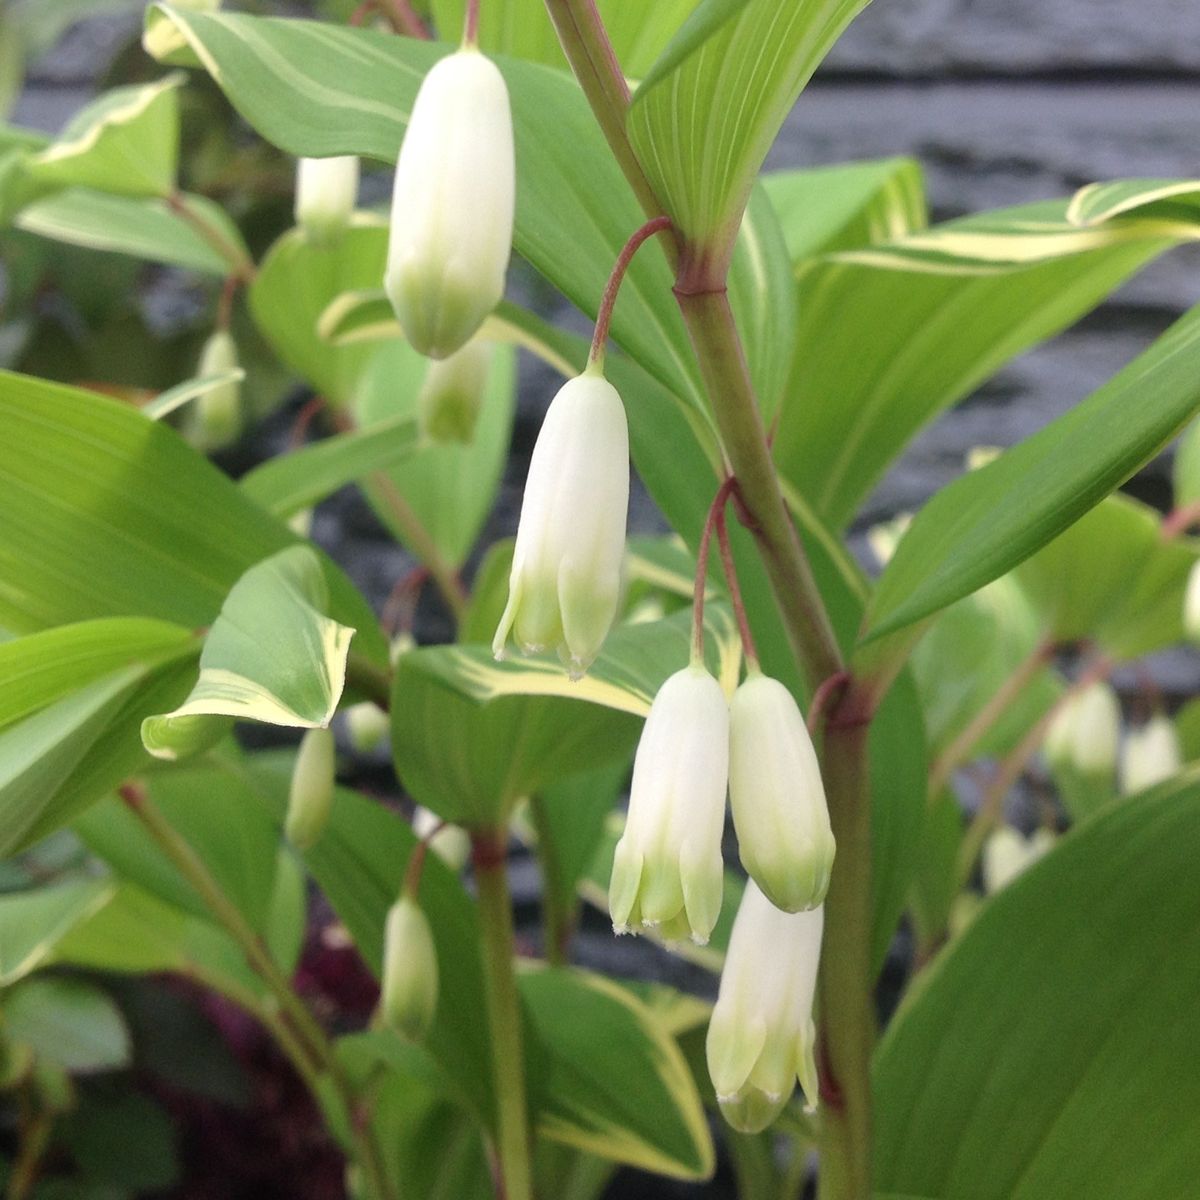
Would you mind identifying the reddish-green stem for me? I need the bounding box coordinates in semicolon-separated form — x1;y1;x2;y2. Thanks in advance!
691;476;737;662
589;215;674;369
715;497;760;671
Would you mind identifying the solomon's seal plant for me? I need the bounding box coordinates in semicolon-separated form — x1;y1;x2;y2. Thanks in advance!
2;0;1200;1197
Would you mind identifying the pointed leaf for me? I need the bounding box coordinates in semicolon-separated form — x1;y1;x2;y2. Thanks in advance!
142;546;354;758
0;880;112;987
4;977;131;1074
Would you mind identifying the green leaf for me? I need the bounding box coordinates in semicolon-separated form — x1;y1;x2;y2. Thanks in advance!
4;977;130;1074
356;340;516;568
1014;492;1200;660
14;188;241;276
0;880;113;987
762;157;928;262
0;660;194;858
521;968;714;1181
58;1088;179;1191
250;221;389;407
1173;415;1200;506
864;302;1200;648
636;0;754;92
627;0;871;248
142;7;706;413
0;369;384;664
775;200;1188;529
1068;177;1200;227
75;763;284;934
0;618;194;729
142;368;246;421
238;411;420;518
141;547;354;759
26;75;182;199
874;772;1200;1200
911;578;1062;760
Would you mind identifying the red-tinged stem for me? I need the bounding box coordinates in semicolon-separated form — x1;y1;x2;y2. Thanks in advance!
165;192;255;283
589;215;674;370
808;671;851;734
1162;499;1200;539
691;476;737;663
463;0;481;45
288;395;327;450
715;498;760;672
403;819;444;898
216;274;239;330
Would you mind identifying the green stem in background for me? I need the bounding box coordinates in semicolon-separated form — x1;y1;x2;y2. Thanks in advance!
346;649;394;711
165;191;256;284
714;495;761;672
528;795;571;967
7;1106;53;1200
471;829;533;1200
672;286;844;691
815;689;875;1200
117;784;397;1200
542;0;676;255
954;654;1114;888
927;638;1056;800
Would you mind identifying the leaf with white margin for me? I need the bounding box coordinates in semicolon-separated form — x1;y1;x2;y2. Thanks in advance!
142;546;354;759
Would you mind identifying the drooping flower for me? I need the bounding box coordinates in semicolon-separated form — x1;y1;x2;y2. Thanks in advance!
707;882;823;1133
492;371;628;677
284;727;336;851
609;664;729;945
380;894;439;1042
727;672;835;913
294;155;359;242
187;329;241;452
1044;681;1121;777
982;825;1055;894
1120;714;1183;794
384;48;514;359
1184;558;1200;643
417;336;492;444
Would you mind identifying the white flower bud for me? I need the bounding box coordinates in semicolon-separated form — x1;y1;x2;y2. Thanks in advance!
706;883;822;1133
384;48;514;359
982;824;1054;894
344;701;389;754
1184;558;1200;643
294;155;359;243
380;894;438;1042
1044;682;1121;777
284;727;336;851
1120;715;1183;795
609;665;729;945
492;372;629;678
187;330;241;452
413;806;470;872
417;337;492;444
728;674;835;913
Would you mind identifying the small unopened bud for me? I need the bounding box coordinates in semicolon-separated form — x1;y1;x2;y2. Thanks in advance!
1184;559;1200;643
384;48;515;359
493;372;629;677
982;825;1054;894
188;330;241;451
413;806;470;872
609;665;729;945
728;674;835;913
1044;682;1121;777
344;702;389;754
284;727;336;851
706;883;822;1133
418;337;492;444
1120;715;1183;795
380;894;438;1041
294;155;359;243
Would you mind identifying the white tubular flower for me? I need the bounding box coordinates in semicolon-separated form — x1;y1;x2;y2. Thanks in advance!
609;665;729;945
284;727;336;851
344;701;389;753
294;155;359;242
384;48;514;359
1044;681;1121;776
1185;559;1200;643
417;336;492;444
413;806;471;872
380;894;439;1042
707;883;822;1133
728;673;835;913
1120;715;1183;794
187;330;241;452
492;372;629;678
982;825;1054;894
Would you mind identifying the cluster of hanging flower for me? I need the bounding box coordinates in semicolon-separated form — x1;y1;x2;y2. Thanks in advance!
363;33;831;1132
